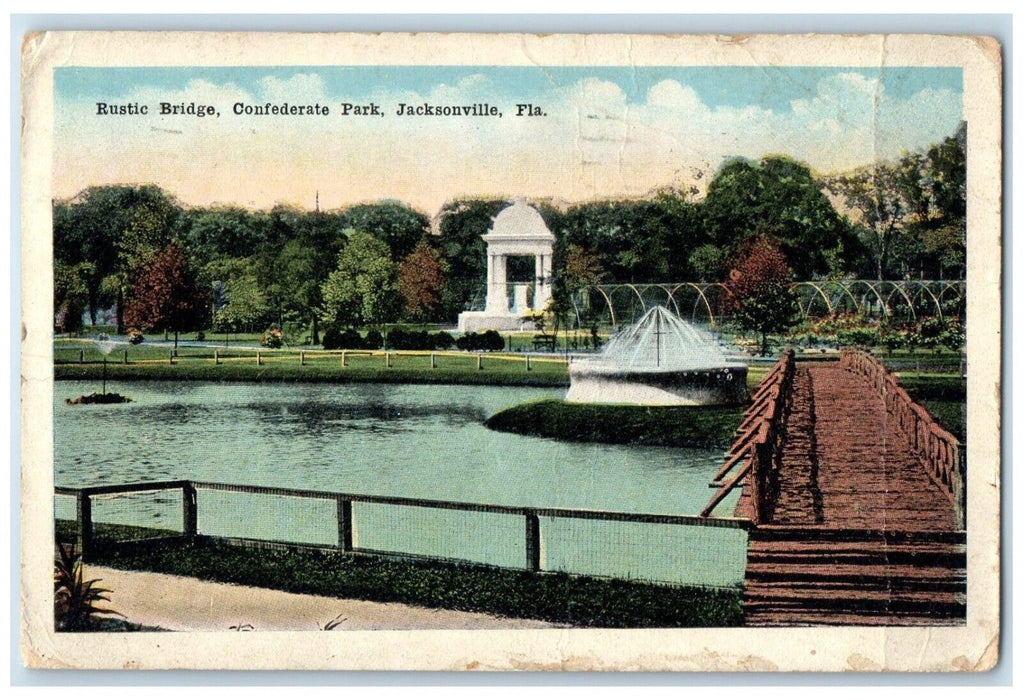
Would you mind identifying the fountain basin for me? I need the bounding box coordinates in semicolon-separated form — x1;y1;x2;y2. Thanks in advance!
565;305;748;406
566;361;748;406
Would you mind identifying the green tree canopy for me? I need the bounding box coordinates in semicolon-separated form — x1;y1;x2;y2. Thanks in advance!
703;156;852;279
437;198;510;319
337;201;431;260
321;230;401;329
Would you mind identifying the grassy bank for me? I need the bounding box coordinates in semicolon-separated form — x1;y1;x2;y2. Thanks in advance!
55;526;742;628
55;349;570;387
485;399;744;449
897;372;966;440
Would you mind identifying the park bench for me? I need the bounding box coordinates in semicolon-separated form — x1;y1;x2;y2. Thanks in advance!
532;333;557;351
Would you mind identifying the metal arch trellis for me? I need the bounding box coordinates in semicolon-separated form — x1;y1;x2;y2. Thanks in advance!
571;280;965;329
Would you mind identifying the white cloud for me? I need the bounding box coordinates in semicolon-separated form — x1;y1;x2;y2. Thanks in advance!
257;73;328;104
54;70;962;213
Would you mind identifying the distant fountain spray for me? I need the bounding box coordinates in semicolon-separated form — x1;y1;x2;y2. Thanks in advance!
566;306;747;405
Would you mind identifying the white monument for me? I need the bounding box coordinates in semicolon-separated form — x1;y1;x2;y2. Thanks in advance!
457;200;555;333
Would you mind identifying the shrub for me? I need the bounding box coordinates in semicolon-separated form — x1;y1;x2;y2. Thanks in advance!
387;328;455;351
456;332;478;351
195;331;206;342
364;330;384;349
322;328;366;350
917;316;946;351
387;327;428;351
432;331;455;350
836;326;879;348
456;330;506;352
261;327;284;349
126;328;144;345
481;329;505;352
54;543;124;631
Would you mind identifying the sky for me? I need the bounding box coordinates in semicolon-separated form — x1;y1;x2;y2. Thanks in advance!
53;65;963;215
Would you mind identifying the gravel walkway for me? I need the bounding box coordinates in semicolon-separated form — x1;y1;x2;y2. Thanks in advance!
87;565;563;631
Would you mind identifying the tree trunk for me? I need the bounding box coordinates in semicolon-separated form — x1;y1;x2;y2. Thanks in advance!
174;330;179;350
760;331;768;357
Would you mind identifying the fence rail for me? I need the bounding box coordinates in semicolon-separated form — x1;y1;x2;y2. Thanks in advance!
700;349;796;523
56;480;751;586
839;349;966;529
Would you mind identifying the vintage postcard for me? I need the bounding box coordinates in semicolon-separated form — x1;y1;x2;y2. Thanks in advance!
20;31;1001;671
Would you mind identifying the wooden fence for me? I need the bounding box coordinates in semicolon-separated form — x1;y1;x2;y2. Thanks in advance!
839;349;966;529
53;345;570;373
55;480;751;585
700;349;796;523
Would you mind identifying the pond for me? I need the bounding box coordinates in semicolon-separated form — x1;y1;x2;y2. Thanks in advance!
54;380;746;587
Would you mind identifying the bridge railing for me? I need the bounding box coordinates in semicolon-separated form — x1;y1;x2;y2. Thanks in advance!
55;480;751;589
701;349;796;523
839;349;966;529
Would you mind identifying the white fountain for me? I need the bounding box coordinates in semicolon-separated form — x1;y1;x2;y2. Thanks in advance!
566;305;748;405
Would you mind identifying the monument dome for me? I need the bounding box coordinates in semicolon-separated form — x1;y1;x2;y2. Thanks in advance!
487;201;555;241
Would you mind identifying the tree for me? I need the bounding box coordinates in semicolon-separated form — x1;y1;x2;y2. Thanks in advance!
703;156;851;279
53;185;182;328
338;201;431;260
54;261;92;333
689;244;727;283
723;238;800;356
437;198;510;319
321;230;401;329
399;243;448;322
123;244;209;348
207;257;269;333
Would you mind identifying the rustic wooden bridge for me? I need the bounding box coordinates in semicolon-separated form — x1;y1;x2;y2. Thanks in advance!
702;348;966;626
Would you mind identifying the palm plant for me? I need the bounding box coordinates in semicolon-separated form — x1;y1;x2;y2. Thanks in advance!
54;543;124;631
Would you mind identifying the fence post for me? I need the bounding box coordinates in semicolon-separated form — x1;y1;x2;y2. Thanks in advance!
182;483;198;540
215;349;220;365
385;352;391;368
526;354;531;372
525;511;541;572
477;353;483;371
300;350;306;366
341;350;347;368
169;350;174;365
79;348;85;364
256;351;262;366
76;492;93;561
431;352;436;369
336;497;354;553
123;349;129;364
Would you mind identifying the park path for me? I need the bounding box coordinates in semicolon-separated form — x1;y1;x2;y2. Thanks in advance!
87;565;564;632
742;363;965;626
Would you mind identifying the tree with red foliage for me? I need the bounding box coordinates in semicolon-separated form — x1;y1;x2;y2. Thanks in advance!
123;244;209;349
398;242;448;322
723;237;800;356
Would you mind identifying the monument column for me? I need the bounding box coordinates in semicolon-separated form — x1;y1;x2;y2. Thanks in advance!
534;250;553;310
488;253;509;313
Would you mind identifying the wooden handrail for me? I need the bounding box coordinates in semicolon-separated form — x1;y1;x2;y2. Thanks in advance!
701;349;796;521
839;348;965;529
